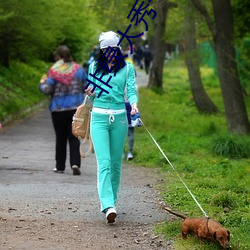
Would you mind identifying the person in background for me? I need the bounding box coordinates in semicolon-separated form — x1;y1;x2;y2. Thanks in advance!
124;52;137;161
83;46;100;72
85;31;138;223
88;46;99;69
125;101;135;160
143;44;152;74
89;46;99;61
39;45;87;175
135;44;144;69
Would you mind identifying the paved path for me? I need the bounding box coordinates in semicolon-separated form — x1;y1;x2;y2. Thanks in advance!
135;68;149;88
0;71;173;249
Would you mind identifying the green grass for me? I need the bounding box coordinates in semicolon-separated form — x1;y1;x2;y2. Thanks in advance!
0;60;50;123
128;58;250;250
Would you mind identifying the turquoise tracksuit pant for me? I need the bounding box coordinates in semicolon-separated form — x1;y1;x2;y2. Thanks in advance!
90;110;128;212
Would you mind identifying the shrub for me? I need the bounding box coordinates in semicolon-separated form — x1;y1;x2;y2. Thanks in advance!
210;191;237;209
210;135;250;159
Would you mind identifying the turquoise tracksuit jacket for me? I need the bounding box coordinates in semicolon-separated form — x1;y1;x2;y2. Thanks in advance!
87;61;138;109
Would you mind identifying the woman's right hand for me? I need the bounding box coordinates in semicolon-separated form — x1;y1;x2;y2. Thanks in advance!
40;74;47;83
85;86;95;97
131;103;138;116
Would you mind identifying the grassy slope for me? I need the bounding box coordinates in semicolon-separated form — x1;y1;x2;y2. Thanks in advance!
129;59;250;250
0;60;50;123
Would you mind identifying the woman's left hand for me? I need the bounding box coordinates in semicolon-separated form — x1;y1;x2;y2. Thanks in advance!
131;103;138;116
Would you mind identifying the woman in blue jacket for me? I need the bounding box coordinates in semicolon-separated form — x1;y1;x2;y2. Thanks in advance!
85;31;138;223
39;45;87;175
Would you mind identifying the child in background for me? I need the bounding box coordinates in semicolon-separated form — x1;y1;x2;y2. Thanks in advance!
125;101;135;160
124;51;138;160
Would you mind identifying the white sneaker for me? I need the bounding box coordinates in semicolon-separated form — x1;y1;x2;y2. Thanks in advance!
105;207;117;223
53;168;64;173
127;152;133;160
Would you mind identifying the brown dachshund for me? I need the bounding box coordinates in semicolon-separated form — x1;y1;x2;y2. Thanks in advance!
162;207;231;249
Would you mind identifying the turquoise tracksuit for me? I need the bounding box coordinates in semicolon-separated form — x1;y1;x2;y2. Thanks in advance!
88;62;137;212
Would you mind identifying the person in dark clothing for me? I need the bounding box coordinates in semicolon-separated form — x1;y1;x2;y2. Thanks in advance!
84;46;100;72
143;45;152;74
136;44;144;69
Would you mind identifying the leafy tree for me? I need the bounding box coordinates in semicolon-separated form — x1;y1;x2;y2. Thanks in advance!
54;1;100;62
232;0;250;95
0;0;99;67
232;0;250;39
90;0;132;32
90;0;149;50
162;0;218;113
190;0;250;134
164;1;184;44
148;0;177;89
183;1;218;114
0;0;57;66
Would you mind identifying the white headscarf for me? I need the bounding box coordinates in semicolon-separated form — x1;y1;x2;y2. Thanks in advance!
99;31;121;49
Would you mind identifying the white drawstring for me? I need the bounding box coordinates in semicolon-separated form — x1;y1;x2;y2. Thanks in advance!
92;107;125;125
109;112;115;124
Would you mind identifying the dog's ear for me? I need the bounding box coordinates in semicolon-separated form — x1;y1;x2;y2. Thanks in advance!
227;230;230;240
213;231;217;240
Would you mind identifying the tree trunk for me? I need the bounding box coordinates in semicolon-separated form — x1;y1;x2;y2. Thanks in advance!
148;0;169;89
184;4;218;114
212;0;250;134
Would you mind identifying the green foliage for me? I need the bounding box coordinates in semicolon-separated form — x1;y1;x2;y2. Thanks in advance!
232;0;250;39
0;0;99;66
201;121;217;136
91;0;135;31
165;0;212;44
0;60;49;122
210;134;250;159
210;191;238;209
91;0;153;48
236;37;250;95
165;3;184;44
154;221;181;240
129;58;250;249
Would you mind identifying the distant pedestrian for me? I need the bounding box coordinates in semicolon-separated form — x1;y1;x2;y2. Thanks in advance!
89;46;99;61
124;55;138;161
125;101;135;160
143;44;152;74
39;45;87;175
136;44;144;69
87;46;99;70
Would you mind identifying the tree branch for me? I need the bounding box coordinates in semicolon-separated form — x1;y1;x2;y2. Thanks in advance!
167;1;178;9
190;0;216;37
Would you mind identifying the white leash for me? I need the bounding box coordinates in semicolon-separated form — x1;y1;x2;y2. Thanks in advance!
140;118;209;218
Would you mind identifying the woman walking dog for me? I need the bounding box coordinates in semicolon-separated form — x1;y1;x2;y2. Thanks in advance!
85;31;138;223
